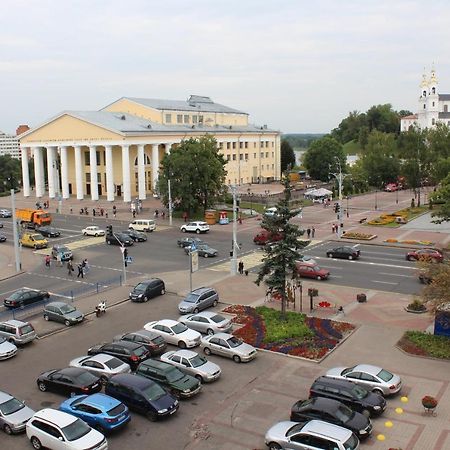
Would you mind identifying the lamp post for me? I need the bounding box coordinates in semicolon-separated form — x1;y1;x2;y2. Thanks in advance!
396;187;399;204
6;180;21;272
346;196;350;218
168;178;173;226
374;189;378;210
247;188;253;216
230;185;238;275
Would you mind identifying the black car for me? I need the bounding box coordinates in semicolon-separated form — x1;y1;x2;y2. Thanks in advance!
113;329;167;356
36;367;102;396
290;397;372;439
36;226;61;238
326;246;360;260
121;229;147;242
177;237;204;248
309;376;386;417
184;243;218;258
129;279;166;302
0;234;6;243
3;288;50;308
105;373;178;421
105;233;134;246
88;341;150;370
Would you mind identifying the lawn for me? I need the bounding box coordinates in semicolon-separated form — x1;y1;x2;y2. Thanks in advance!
397;331;450;360
223;305;356;361
366;206;428;227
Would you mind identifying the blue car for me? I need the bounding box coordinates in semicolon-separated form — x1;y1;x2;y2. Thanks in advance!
59;393;130;433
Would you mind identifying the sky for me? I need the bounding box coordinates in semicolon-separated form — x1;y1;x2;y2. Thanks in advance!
1;0;450;135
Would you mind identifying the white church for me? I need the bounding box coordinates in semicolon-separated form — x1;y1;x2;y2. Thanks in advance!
400;68;450;131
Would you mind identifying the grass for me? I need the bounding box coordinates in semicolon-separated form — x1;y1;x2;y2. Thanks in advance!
255;305;314;343
342;140;361;155
366;206;429;227
400;330;450;359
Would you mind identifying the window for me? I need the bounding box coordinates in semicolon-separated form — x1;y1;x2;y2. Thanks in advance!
239;154;243;160
245;142;248;149
239;142;243;149
245;153;248;160
226;155;231;161
193;115;198;123
432;102;435;107
265;152;269;158
232;154;236;161
86;173;91;182
423;104;426;109
272;152;274;157
227;142;231;150
254;153;257;158
432;118;436;125
184;115;189;124
260;152;264;158
177;114;183;124
199;115;204;123
253;142;256;148
84;152;90;166
218;142;223;149
444;105;448;112
232;142;236;149
272;141;274;147
165;114;172;123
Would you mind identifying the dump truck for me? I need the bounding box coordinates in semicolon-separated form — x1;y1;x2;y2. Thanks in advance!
16;209;52;229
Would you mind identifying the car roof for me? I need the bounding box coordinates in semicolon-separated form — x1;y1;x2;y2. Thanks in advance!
33;408;77;427
208;332;233;340
314;376;358;389
46;301;70;308
127;329;158;339
137;278;162;286
139;359;173;370
308;397;341;411
155;319;179;327
352;364;382;375
3;319;29;327
110;373;154;389
172;349;197;358
109;340;143;349
80;393;121;409
303;419;352;440
59;367;89;377
189;311;218;319
190;287;214;294
83;353;118;364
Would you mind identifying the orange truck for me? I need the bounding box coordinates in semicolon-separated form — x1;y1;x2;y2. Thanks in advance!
16;209;52;229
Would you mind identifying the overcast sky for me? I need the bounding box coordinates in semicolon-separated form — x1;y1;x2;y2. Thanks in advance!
1;0;449;135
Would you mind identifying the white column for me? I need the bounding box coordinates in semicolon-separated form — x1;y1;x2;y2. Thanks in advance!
60;146;69;199
34;147;44;198
105;145;115;202
151;144;159;191
165;142;172;155
89;145;99;201
122;144;131;202
46;146;56;198
39;148;45;194
74;145;84;200
137;144;146;200
21;147;30;197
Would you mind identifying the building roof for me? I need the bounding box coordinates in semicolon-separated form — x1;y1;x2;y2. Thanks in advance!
401;114;418;120
438;94;450;101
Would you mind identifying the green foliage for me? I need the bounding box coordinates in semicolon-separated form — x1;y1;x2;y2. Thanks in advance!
0;155;21;193
282;134;324;149
157;136;226;215
366;104;400;134
255;306;313;343
431;174;450;223
280;140;296;172
303;136;346;181
404;330;450;359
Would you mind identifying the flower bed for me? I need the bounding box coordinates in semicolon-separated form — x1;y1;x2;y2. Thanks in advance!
397;331;450;359
342;231;377;240
222;305;356;361
383;239;434;246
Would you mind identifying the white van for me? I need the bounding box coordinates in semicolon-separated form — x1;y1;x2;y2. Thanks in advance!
128;219;156;232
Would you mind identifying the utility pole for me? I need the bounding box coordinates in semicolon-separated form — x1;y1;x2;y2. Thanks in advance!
329;158;350;238
11;189;21;272
168;178;173;226
230;185;238;275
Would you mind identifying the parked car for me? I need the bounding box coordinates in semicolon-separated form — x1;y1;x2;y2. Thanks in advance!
200;333;257;363
384;183;398;192
43;301;84;327
82;226;105;237
309;376;386;417
180;221;210;234
59;393;130;434
0;319;36;345
253;230;283;245
0;209;12;218
51;245;73;261
3;288;50;308
406;248;444;263
36;226;61;238
0;337;17;360
326;246;361;260
19;232;48;249
88;341;150;370
184;243;218;258
135;359;201;399
128;219;156;232
144;319;201;348
290;397;372;439
0;390;35;435
0;234;6;243
264;420;360;450
129;278;165;302
113;330;167;356
177;237;204;248
161;349;221;383
36;368;102;396
178;311;232;335
105;232;134;246
178;287;219;314
295;262;330;280
121;229;147;242
26;408;107;450
325;364;402;396
105;373;178;421
69;354;131;383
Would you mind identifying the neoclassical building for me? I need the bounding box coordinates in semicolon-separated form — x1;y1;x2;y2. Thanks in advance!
400;68;450;132
19;95;281;202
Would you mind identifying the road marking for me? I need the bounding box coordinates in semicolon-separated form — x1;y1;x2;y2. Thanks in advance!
312;256;416;271
33;236;106;255
379;272;412;278
372;280;398;285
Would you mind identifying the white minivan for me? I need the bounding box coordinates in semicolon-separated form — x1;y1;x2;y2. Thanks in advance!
128;219;156;232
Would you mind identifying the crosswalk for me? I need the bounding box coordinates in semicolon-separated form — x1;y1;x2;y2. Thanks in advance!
34;236;106;255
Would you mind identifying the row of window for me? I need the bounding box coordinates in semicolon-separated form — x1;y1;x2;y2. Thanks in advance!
166;114;204;125
226;152;275;161
219;141;274;150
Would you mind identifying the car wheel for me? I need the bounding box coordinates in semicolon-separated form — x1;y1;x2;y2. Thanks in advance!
347;255;353;260
178;340;187;349
3;424;13;435
213;299;218;307
233;355;241;363
30;436;42;450
146;411;158;422
38;382;47;392
143;296;149;302
160;288;165;295
327;253;332;258
193;308;199;314
204;253;208;258
195;374;203;383
43;314;49;321
268;442;282;450
181;228;186;233
373;388;385;397
203;347;211;356
34;245;38;249
64;320;71;327
83;232;87;236
407;255;414;261
316;275;322;280
196;229;201;234
95;233;99;237
206;328;214;336
362;409;371;418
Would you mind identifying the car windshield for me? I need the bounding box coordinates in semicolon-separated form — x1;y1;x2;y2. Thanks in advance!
335;404;353;423
183;293;200;303
342;366;356;376
62;418;91;441
226;336;242;348
352;385;368;399
172;323;188;334
0;337;6;344
105;358;123;369
313;266;323;271
8;291;24;300
58;247;70;253
133;346;148;357
142;382;166;400
189;355;207;368
210;314;225;323
166;367;184;382
377;369;393;382
60;304;76;314
19;324;34;335
73;371;97;385
0;397;25;415
286;423;306;437
134;283;147;292
344;433;360;450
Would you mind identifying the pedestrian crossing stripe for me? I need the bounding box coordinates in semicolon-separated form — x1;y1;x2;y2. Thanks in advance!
34;236;106;255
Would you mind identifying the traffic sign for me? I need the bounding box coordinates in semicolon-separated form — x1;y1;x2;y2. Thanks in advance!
125;256;133;264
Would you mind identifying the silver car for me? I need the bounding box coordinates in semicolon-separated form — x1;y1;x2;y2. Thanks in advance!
69;354;131;383
178;287;219;314
200;333;257;363
0;337;17;360
178;311;232;335
144;319;201;348
0;391;35;435
43;301;84;327
160;349;221;383
325;364;402;397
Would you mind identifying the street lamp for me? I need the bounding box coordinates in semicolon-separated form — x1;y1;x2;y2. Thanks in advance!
346;196;350;218
396;187;399;204
374;189;378;210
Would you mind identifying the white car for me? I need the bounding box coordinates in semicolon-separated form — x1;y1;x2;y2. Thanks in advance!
0;337;17;360
81;226;105;237
69;354;131;382
180;221;210;234
178;311;232;335
144;319;201;348
26;408;107;450
200;333;257;363
264;207;278;217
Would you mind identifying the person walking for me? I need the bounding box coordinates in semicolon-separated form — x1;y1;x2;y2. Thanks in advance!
112;205;117;218
77;263;84;278
67;260;74;276
56;252;62;267
132;210;136;218
306;228;311;239
45;254;51;268
238;261;244;275
81;258;89;276
311;226;316;238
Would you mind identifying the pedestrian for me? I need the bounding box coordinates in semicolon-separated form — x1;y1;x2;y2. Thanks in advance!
132;210;136;218
77;263;84;278
82;258;89;275
70;208;73;214
238;214;242;224
92;208;96;217
56;252;62;267
306;228;311;239
238;261;244;275
312;226;315;238
67;260;74;276
105;211;108;219
182;212;188;222
154;209;159;218
161;210;165;219
331;224;335;234
100;208;104;216
45;254;51;268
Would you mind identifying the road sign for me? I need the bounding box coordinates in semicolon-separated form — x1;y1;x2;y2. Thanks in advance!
125;256;133;264
191;250;199;273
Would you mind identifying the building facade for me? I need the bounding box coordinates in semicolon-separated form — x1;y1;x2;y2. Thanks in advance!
0;131;20;158
19;96;281;202
400;68;450;131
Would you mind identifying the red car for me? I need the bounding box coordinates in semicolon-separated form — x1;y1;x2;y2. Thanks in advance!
295;262;330;280
384;183;398;192
406;248;443;263
253;230;283;245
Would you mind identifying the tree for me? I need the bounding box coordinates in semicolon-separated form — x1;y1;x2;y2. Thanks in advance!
255;175;309;318
427;123;450;183
157;136;227;216
419;261;450;310
0;155;21;193
280;140;296;172
365;104;400;134
331;111;366;144
398;109;413;117
303;136;346;181
431;174;450;223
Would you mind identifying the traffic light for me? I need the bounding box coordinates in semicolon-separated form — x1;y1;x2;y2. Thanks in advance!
334;203;340;214
106;224;113;235
123;248;128;267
